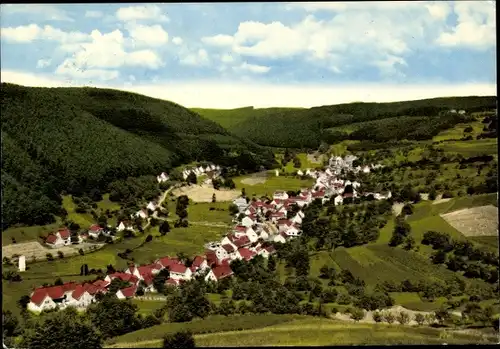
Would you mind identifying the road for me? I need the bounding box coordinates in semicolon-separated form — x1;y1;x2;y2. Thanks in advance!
143;185;179;231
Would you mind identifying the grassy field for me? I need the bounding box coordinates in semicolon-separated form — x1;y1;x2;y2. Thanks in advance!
187;201;233;224
432;120;485;142
106;314;306;347
131;299;166;316
112;317;497;347
436;138;498;157
233;174;314;197
62;195;96;228
2;220;63;245
275;152;325;173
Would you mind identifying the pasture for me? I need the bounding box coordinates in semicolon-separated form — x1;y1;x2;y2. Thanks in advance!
2;241;104;262
233;174;314;197
436;138;498;157
2;221;63;245
432;120;485;142
440;205;498;237
111;317;497;347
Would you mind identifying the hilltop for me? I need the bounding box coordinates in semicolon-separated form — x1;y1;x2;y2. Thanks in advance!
193;97;497;148
0;83;275;230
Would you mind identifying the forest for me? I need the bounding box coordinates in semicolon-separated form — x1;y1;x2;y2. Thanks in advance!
0;83;275;230
218;96;497;148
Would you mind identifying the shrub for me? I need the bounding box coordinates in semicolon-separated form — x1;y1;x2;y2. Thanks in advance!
396;311;411;325
415;313;426;326
384;312;395;324
46;253;54;261
373;311;383;323
57;251;64;259
78;248;84;256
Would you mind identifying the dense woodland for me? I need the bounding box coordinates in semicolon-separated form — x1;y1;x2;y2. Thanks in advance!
214;97;497;148
0;83;276;229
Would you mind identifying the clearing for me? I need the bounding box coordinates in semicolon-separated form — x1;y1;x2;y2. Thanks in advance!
240;171;268;185
234;174;314;197
172;184;240;202
440;205;499;237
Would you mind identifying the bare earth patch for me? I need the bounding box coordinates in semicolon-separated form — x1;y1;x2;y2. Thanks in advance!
240;171;269;185
420;193;429;201
173;184;241;203
307;152;323;164
440;205;499;237
2;241;104;263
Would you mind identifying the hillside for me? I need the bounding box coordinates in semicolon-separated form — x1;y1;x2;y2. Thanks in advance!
0;83;275;230
194;97;497;148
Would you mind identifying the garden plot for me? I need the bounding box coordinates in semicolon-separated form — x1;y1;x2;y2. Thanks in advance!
2;241;104;262
172;184;240;203
440;205;498;237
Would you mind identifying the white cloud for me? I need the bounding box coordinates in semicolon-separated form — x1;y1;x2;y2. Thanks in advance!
201;34;234;47
85;10;103;18
1;24;88;44
172;37;183;45
126;24;169;47
55;29;163;81
1;70;496;109
55;62;120;81
180;49;210;66
203;3;456;76
1;4;74;22
237;62;270;74
436;1;495;50
36;59;52;69
221;53;234;63
116;5;169;22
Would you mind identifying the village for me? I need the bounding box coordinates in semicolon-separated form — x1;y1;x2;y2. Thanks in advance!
27;155;391;313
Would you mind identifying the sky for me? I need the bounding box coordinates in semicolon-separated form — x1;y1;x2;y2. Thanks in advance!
0;2;497;108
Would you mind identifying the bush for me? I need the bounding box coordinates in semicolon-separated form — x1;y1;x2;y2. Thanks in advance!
46;253;54;261
373;311;383;323
384;312;395;324
162;331;196;348
78;248;84;256
396;311;411;325
57;251;64;259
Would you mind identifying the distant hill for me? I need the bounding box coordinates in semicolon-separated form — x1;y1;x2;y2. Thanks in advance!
195;97;497;148
0;83;275;229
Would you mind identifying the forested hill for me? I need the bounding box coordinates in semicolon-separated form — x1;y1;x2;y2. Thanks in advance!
0;83;274;230
195;97;497;148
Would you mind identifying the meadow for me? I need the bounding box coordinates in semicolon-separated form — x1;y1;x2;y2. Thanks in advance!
432;120;485;142
436;138;498;157
110;317;497;347
233;173;314;197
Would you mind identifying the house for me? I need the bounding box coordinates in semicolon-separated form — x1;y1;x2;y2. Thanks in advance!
297;169;304;176
232;225;248;237
203;269;218;282
117;221;133;232
190;255;209;273
352;181;361;189
146;201;157;212
157;172;169;183
116;285;137;299
241;216;255;227
45;228;72;248
238;248;256;261
220;236;238;251
125;265;143;280
273;191;289;200
277;219;293;232
259;227;270;240
233;235;251;249
362;166;371;173
212;265;233;281
71;284;96;308
134;209;148;219
270;211;285;223
334;195;343;206
88;224;104;239
28;282;78;312
205;251;218;268
273;233;286;244
291;214;302;225
141;274;157;293
104;272;139;285
168;263;192;280
245;227;259;243
166;278;180;287
233;197;249;213
284;224;301;238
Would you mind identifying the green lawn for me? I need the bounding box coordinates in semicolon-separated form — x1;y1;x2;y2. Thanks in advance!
106;314;306;347
233;174;314;197
2;220;63;245
131;299;166;316
113;317;496;347
469;236;499;252
187;201;233;224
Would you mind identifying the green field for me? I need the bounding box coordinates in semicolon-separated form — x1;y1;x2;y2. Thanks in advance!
62;195;96;228
110;317;496;347
187;201;233;224
2;220;63;245
131;299;167;317
436;138;498;157
106;314;306;347
433;120;485;142
233;173;314;197
276;152;325;173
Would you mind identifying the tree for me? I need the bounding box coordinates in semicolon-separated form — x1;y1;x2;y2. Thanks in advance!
46;253;54;261
78;248;84;256
2;310;20;338
350;308;365;322
293;156;301;168
159;221;171;235
384;312;395;324
414;313;425;326
403;236;415;251
86;297;141;339
187;172;197;185
434;307;450;325
54;278;64;286
57;251;64;259
218;298;236;316
20;307;102;349
145;234;153;243
396;311;411;325
163;331;196;349
241;188;246;197
228;204;239;216
373;311;383;323
212;193;216;203
18;295;31;310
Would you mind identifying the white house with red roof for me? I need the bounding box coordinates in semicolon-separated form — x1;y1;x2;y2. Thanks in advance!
273;232;286;244
291;214;303;225
45;228;71;248
168;263;192;281
146;201;157;212
28;282;79;312
334;194;344;206
125;265;142;280
237;247;256;261
104;272;139;285
133;209;149;220
220;236;238;251
88;224;104;239
212;265;233;281
273;191;289;200
116;284;137;299
190;255;209;274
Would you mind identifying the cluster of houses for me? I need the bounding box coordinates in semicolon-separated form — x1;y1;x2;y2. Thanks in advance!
182;164;221;181
29;155;391;312
44;224;114;248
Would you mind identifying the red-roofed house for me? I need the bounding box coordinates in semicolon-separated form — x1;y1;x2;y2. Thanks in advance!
241;216;255;227
190;256;209;273
238;248;256;261
233;235;251;248
141;273;157;293
116;285;137;299
205;251;218;268
104;272;139;285
270;211;285;223
71;284;95;308
45;228;72;248
273;191;289;200
88;224;104;239
166;278;180;287
168;263;192;281
212;265;234;281
277;219;293;232
28;282;78;312
125;265;142;280
93;279;110;289
273;232;286;244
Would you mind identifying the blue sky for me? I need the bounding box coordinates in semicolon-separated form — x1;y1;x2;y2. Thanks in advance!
0;2;496;108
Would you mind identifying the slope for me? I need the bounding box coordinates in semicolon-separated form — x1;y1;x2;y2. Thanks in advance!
200;97;496;148
0;83;274;230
